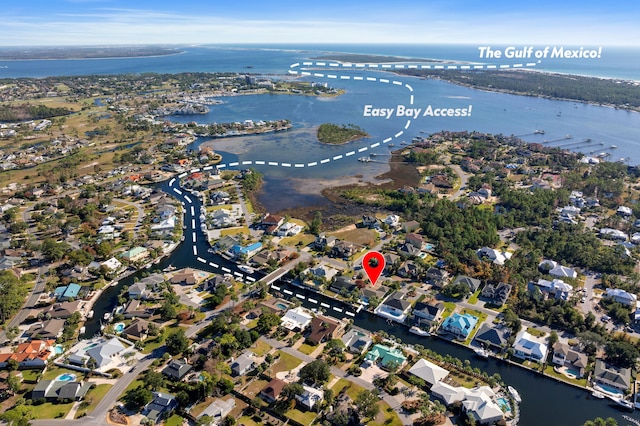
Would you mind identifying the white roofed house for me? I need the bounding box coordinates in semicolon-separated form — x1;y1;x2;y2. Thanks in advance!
528;278;573;301
476;247;512;265
280;306;313;331
408;358;449;387
605;288;637;307
512;330;548;362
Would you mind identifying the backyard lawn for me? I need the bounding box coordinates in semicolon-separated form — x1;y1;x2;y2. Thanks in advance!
286;407;318;426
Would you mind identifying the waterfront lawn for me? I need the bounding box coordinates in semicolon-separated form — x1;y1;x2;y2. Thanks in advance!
250;339;272;357
74;384;112;419
441;302;457;319
461;308;488;345
271;351;303;374
286;407;318;425
32;401;75;420
329;228;377;247
544;365;588;387
280;233;315;247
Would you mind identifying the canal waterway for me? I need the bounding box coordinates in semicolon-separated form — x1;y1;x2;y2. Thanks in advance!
83;178;640;425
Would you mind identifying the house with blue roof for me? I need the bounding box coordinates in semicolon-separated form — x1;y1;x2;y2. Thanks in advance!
231;242;263;260
440;312;479;340
364;344;407;370
53;283;82;301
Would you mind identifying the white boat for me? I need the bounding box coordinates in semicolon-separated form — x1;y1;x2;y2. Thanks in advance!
591;390;606;399
474;348;490;358
409;326;431;336
162;264;176;272
508;386;522;404
614;397;634;410
103;312;111;321
87;310;94;319
238;264;255;274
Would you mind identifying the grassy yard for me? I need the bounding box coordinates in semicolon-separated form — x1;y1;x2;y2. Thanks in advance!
280;233;315;247
331;378;367;401
250;339;272;357
367;401;402;426
543;365;588;387
220;226;251;236
165;414;185;426
286;407;318;426
329;228;377;247
42;366;75;380
526;327;546;338
442;301;457;319
243;379;269;398
271;350;303;374
74;384;112;419
297;343;317;355
141;327;168;354
238;416;263;426
32;401;75;420
468;290;481;304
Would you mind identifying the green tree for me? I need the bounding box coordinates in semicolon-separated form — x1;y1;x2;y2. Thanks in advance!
0;403;34;426
309;212;323;235
282;382;304;400
354;389;380;420
605;340;639;369
299;359;331;386
166;329;189;355
143;370;165;391
124;386;153;410
256;312;280;334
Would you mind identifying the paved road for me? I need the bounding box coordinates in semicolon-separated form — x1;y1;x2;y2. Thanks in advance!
0;264;47;344
113;198;145;239
448;164;469;200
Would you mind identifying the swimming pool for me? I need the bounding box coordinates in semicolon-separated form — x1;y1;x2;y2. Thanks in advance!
54;345;64;355
424;243;434;251
566;368;580;377
497;397;512;413
55;373;77;382
83;342;99;351
596;383;624;396
275;302;289;310
114;322;125;333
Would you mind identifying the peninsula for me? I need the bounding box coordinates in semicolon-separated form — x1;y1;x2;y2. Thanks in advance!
317;123;368;144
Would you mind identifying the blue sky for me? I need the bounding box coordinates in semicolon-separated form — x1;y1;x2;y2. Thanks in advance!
2;0;639;46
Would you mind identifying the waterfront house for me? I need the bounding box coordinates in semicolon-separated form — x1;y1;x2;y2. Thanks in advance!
375;292;411;323
260;378;287;403
295;385;324;411
215;235;239;252
481;282;512;306
120;246;149;263
452;275;482;293
261;213;284;229
512;330;548;362
170;269;197;286
231;242;263;260
121;319;150;341
306;315;344;346
53;283;81;301
142;392;178;424
360;285;388;306
440;313;479;340
462;386;505;425
424;267;449;288
364;344;407;370
430;381;467;405
231;351;255;376
341;329;372;355
329;276;358;295
123;300;154;319
593;359;631;393
604;288;637;307
473;324;509;352
197;398;235;425
162;359;192;381
101;257;122;273
552;342;588;378
41;301;82;320
281;307;313;332
412;301;444;330
32;380;93;402
128;281;151;300
408;358;449;387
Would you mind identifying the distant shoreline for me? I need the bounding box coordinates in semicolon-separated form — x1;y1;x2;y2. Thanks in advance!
0;47;184;61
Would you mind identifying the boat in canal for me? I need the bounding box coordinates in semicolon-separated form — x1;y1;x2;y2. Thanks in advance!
591;390;606;399
508;386;522;404
409;326;431;336
474;347;490;359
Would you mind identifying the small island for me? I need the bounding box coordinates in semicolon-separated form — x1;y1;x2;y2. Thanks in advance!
317;123;368;144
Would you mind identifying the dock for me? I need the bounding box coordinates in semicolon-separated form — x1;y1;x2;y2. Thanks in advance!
542;135;573;144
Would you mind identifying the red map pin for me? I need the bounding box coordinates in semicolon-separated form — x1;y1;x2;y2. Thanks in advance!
362;251;385;286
